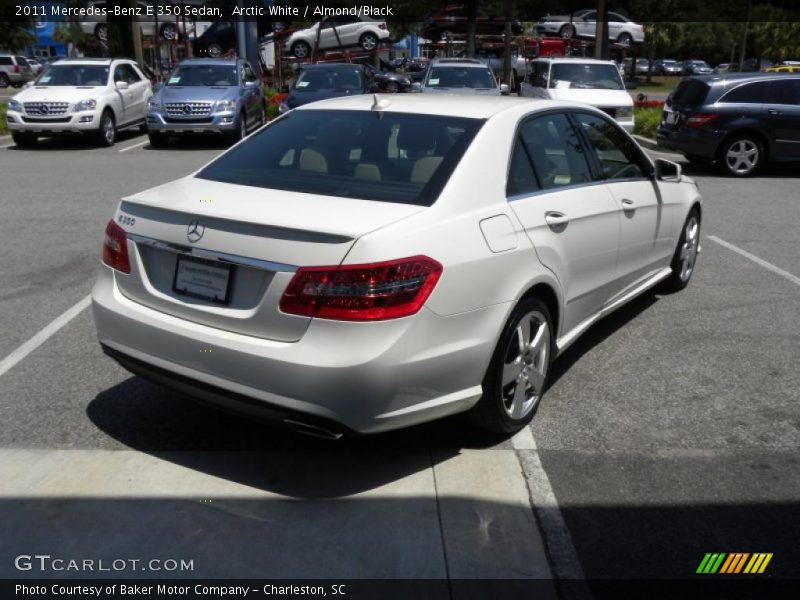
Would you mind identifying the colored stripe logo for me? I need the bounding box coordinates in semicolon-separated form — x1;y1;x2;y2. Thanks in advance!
697;553;773;574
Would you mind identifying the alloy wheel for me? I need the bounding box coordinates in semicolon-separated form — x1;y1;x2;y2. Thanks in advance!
725;139;759;175
501;311;550;420
102;114;115;145
679;215;700;282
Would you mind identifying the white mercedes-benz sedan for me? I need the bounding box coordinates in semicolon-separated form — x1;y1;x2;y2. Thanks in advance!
92;95;702;437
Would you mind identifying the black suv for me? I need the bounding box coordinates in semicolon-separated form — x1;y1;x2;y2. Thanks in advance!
657;73;800;176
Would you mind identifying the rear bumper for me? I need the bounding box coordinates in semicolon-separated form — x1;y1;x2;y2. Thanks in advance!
92;267;507;434
147;111;238;134
656;126;721;159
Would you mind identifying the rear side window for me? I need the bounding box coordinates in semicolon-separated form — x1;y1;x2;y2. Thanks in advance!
770;79;800;105
518;113;593;190
507;139;539;196
0;57;12;65
719;81;770;104
16;56;29;66
671;79;710;106
197;110;484;206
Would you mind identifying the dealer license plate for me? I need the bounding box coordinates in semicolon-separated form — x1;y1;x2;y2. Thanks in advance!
173;255;233;304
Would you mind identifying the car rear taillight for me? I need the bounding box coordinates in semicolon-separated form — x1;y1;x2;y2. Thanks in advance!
685;113;718;128
13;64;20;73
280;256;442;321
378;23;387;30
102;219;130;274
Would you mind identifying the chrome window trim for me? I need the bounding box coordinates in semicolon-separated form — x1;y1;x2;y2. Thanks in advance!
127;233;298;273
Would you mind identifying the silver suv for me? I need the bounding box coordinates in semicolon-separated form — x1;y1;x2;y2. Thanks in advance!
414;58;509;95
146;58;265;146
0;55;34;88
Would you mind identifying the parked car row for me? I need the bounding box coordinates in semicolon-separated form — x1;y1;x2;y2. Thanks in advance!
4;56;268;149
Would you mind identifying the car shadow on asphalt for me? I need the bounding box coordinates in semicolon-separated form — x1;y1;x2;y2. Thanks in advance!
548;291;659;389
3;129;143;151
142;136;233;151
86;375;508;497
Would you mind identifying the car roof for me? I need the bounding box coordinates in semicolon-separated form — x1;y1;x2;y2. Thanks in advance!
429;60;491;69
691;72;800;86
51;57;128;65
293;94;599;120
298;63;365;70
178;58;240;66
534;57;619;66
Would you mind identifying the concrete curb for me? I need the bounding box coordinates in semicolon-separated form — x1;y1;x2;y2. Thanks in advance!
633;134;659;150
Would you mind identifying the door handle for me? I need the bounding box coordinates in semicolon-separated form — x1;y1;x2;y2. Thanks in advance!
544;211;570;229
767;108;782;116
621;198;636;209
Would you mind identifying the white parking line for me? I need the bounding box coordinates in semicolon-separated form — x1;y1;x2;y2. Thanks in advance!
0;144;15;150
0;295;91;378
708;235;800;287
512;428;588;587
118;139;149;153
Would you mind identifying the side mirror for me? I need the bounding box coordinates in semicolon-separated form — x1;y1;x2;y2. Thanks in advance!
115;80;129;90
655;158;682;182
499;83;510;95
411;82;422;92
244;79;259;88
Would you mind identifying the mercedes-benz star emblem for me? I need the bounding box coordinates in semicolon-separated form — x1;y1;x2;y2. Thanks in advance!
186;219;205;243
40;104;49;114
183;104;193;115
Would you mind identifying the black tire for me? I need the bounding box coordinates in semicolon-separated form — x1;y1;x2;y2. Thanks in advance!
227;112;247;144
0;73;9;88
718;134;764;177
359;32;379;51
139;123;148;135
617;32;633;46
148;131;167;148
559;24;574;39
12;132;38;148
660;208;701;293
384;80;399;93
291;41;311;59
96;109;116;147
208;43;223;58
469;297;555;434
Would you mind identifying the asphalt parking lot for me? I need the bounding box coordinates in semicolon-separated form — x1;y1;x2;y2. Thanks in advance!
1;132;798;595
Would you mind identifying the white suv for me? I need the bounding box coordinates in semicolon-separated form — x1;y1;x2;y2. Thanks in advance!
7;58;152;148
520;58;635;132
283;16;390;58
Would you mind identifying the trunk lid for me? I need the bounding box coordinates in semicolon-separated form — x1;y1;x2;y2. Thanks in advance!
115;176;425;341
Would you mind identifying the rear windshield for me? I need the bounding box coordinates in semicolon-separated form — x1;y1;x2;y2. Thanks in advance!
167;64;237;86
196;109;484;206
549;63;623;90
671;79;710;106
36;65;109;86
426;66;496;89
294;67;364;92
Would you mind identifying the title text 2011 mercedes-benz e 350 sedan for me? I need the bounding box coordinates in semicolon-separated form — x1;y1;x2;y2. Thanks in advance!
92;95;702;437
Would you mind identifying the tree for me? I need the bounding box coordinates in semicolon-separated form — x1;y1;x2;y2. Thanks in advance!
0;4;34;52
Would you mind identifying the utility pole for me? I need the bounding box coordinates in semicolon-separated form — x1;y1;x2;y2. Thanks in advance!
594;0;607;59
738;0;752;71
130;0;143;66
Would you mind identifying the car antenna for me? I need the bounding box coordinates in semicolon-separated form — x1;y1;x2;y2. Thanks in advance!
371;94;391;111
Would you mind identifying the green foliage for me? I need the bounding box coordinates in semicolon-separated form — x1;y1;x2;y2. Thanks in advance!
266;102;279;122
634;106;662;139
0;103;8;135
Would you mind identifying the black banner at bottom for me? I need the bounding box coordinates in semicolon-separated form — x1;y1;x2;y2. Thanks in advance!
6;579;800;600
